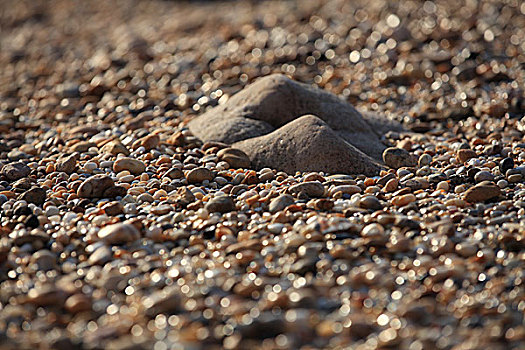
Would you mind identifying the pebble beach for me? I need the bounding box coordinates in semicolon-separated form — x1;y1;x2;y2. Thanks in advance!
0;0;524;349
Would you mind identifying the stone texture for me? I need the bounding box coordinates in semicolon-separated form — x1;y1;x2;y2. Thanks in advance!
205;196;236;213
1;162;31;181
382;147;417;169
19;187;47;206
463;181;502;203
186;167;214;183
113;157;146;174
217;148;251;168
288;181;325;197
77;175;115;198
233;115;382;176
56;153;79;174
188;74;391;160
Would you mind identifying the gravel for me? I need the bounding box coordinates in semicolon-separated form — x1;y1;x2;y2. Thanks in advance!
0;0;524;349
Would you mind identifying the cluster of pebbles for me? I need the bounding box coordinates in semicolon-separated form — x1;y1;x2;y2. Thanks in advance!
1;0;524;349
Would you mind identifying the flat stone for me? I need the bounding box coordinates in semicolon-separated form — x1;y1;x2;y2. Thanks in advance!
288;181;325;197
1;162;31;181
463;182;501;203
186;167;214;183
188;74;392;160
205;195;236;213
382;147;417;169
269;194;295;213
233;115;382;176
18;187;47;206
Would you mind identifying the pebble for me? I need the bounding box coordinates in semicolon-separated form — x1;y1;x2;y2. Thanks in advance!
1;162;31;181
391;193;416;206
499;157;514;173
217;148;251;168
113;157;146;174
474;170;494;182
205;195;236;213
382;147;417;169
269;194;295;213
418;153;432;166
436;181;450;191
88;245;112;265
456;149;477;163
384;178;399;192
463;182;502;203
77;175;116;198
19;187;47;206
101;141;130;156
186;167;214;183
359;195;382;210
508;174;522;183
97;223;141;244
56;154;79;174
288;181;325;197
329;185;361;197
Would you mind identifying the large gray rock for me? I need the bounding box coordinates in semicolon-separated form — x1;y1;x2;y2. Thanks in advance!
233;115;382;176
188;74;393;160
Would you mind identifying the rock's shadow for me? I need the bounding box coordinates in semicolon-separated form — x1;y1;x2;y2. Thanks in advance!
188;74;403;175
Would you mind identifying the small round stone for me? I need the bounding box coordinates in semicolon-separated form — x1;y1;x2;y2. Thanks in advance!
474;171;494;183
436;181;450;191
499;157;514;174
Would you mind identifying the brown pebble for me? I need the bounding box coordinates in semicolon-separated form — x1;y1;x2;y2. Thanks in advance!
98;223;141;244
186;167;214;183
113;157;146;174
456;149;477;163
463;182;501;203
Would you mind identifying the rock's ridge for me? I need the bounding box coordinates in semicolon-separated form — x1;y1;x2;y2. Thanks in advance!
233;115;382;176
